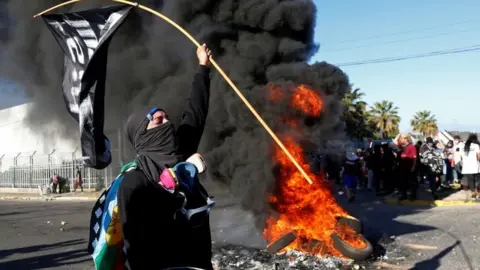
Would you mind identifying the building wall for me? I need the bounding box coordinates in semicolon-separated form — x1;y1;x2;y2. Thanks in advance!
0;103;79;164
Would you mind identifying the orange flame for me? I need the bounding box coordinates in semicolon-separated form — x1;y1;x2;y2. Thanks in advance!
268;83;324;116
291;84;323;116
264;84;365;257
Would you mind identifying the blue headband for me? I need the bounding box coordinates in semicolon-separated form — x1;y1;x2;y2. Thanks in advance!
146;107;160;121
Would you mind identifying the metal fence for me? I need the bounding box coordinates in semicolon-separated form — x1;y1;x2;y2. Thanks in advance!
0;150;118;190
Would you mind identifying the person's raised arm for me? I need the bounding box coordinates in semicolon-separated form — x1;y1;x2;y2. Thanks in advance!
177;44;212;159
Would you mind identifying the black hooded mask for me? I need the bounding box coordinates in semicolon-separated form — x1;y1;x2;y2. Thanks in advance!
125;107;183;183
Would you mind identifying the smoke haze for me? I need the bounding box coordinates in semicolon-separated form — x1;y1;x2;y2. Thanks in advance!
0;0;349;228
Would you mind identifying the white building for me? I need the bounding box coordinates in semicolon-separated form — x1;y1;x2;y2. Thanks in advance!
0;103;79;166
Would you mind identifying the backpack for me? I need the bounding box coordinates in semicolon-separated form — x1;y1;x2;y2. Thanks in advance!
87;160;215;270
420;145;444;174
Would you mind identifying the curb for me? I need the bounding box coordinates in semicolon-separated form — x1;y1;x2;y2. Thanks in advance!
0;196;54;201
383;198;480;207
0;195;98;202
55;196;97;201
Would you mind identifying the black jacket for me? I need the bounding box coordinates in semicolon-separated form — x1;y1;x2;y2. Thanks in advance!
118;66;213;270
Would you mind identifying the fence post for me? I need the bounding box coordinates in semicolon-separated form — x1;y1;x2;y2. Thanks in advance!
29;151;36;188
13;152;21;188
72;148;78;164
48;149;56;177
71;148;79;191
104;167;108;189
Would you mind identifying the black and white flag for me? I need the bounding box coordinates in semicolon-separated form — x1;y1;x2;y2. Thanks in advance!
42;5;132;169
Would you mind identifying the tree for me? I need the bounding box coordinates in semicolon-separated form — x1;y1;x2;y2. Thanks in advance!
410;110;438;136
369;100;401;139
343;85;366;113
341;85;375;139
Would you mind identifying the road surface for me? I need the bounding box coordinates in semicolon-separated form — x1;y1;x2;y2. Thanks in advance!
0;194;479;269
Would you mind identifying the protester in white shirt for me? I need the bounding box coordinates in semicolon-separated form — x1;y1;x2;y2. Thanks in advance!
460;134;480;200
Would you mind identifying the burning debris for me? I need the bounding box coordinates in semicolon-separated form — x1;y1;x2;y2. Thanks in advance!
212;233;410;270
262;83;372;260
212;243;405;270
212;244;351;270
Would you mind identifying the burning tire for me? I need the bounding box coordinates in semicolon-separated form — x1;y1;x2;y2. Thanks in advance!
336;216;363;234
266;231;297;254
331;233;373;261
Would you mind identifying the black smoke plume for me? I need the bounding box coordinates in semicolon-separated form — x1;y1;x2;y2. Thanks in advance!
0;0;348;229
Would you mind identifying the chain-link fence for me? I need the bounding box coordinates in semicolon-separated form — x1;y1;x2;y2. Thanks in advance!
0;149;121;190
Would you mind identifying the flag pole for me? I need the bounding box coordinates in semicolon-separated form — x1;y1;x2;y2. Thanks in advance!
33;0;82;18
33;0;314;185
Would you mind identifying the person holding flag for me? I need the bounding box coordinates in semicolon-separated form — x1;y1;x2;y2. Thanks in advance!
116;44;214;270
41;4;215;268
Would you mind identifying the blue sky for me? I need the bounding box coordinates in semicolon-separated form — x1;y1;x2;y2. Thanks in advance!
312;0;480;132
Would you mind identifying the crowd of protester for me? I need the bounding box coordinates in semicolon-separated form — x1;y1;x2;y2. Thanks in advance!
331;133;480;202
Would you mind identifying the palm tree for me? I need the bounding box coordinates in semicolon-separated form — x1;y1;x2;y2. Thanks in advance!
410;110;438;136
369;100;401;139
343;85;367;113
342;85;374;139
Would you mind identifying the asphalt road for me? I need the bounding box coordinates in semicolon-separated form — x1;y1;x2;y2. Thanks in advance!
0;195;264;270
343;199;480;270
0;195;479;270
0;201;94;270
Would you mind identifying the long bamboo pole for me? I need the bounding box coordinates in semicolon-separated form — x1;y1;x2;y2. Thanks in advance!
34;0;314;185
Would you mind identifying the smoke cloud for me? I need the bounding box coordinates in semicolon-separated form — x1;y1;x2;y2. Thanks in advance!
0;0;349;228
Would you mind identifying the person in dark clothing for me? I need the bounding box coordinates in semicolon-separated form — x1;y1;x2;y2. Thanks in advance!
343;151;361;202
392;146;402;191
415;141;425;183
419;137;443;200
365;147;375;191
371;144;383;193
117;44;213;270
73;166;83;193
50;173;67;194
325;154;342;185
443;140;454;185
380;144;395;194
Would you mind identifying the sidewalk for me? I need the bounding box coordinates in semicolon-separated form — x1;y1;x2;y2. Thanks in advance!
382;183;480;206
0;191;102;202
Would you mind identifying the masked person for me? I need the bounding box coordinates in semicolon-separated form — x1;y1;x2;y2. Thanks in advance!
116;44;213;270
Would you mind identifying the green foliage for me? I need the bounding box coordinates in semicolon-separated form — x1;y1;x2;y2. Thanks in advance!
368;100;401;139
410;110;438;136
341;85;376;139
342;85;401;140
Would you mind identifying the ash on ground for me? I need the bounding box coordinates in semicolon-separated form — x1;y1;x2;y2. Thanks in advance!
212;234;411;270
